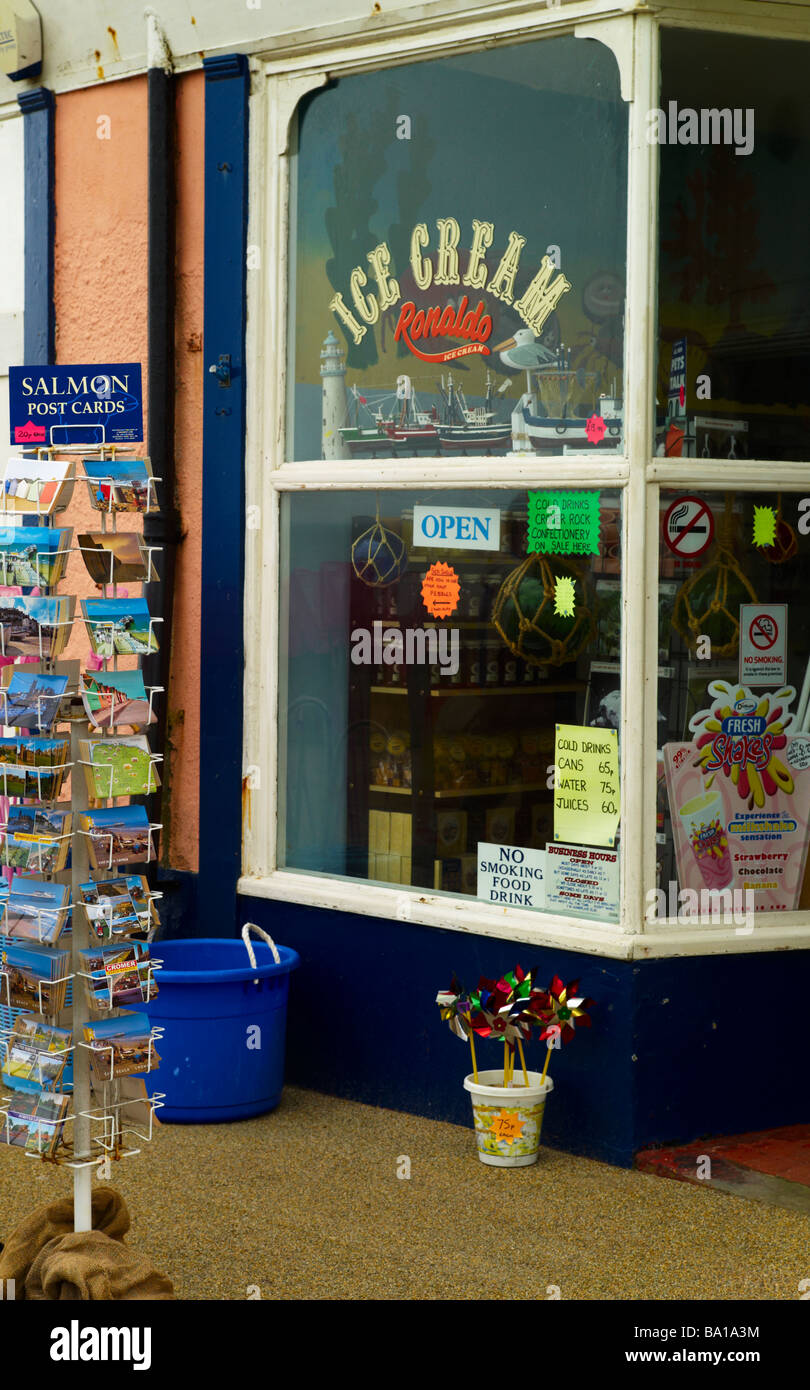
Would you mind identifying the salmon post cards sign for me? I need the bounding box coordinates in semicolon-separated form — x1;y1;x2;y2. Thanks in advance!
664;681;810;913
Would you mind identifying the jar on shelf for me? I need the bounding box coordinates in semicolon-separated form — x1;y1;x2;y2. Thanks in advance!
370;729;388;786
465;573;483;620
484;640;501;686
387;731;410;787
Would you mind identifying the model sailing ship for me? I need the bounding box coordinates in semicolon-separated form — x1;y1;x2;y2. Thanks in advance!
336;341;624;457
340;372;511;457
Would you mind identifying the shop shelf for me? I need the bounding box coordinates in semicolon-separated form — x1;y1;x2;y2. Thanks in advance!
370;683;585;697
369;783;551;799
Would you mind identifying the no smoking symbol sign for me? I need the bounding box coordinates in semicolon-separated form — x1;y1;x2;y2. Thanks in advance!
750;614;778;650
663;496;714;558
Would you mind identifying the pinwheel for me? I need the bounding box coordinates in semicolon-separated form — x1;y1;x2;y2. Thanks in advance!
436;966;594;1089
471;968;533;1084
530;975;594;1083
435;976;478;1080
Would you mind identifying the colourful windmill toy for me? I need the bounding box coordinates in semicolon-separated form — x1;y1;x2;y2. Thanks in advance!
528;975;594;1084
435;965;593;1090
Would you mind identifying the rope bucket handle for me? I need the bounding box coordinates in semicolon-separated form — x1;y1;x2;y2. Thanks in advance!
241;922;281;983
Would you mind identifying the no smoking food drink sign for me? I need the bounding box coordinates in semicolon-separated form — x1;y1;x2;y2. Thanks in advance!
739;604;787;687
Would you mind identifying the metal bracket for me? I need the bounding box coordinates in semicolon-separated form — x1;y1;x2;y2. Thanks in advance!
208;353;232;387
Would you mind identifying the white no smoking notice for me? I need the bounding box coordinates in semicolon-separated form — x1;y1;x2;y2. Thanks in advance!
739;604;787;687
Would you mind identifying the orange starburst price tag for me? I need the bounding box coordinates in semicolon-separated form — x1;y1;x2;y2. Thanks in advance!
491;1109;525;1144
421;561;460;619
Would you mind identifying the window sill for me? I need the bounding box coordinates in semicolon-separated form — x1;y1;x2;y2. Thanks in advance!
238;871;810;959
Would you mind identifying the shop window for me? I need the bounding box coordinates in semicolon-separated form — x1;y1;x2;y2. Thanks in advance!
657;31;810;462
654;488;810;922
288;34;628;462
279;488;623;925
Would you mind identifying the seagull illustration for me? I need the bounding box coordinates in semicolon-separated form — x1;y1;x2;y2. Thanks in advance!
493;328;558;375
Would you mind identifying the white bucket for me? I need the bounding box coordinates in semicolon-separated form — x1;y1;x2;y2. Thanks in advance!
463;1069;554;1167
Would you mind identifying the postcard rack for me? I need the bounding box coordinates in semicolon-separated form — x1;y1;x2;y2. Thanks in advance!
0;445;165;1231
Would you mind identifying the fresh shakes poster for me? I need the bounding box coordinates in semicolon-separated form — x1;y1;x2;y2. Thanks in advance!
664;681;810;912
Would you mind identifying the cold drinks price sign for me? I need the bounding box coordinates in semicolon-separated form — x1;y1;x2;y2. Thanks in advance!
664;681;810;912
8;364;143;446
553;723;620;848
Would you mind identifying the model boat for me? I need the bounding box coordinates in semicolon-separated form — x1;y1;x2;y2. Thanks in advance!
435;372;511;454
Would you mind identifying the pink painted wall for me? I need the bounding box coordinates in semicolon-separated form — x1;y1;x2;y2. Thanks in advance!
170;71;204;874
53;74;202;874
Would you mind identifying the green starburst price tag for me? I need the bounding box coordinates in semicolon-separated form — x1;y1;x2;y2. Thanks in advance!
554;575;576;618
752;505;777;548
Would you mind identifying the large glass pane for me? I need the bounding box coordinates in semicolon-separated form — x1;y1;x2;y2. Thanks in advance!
280;488;623;925
289;36;628;461
657;31;810;461
655;489;810;923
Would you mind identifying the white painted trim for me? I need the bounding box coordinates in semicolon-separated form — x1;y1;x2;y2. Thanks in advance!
238;870;635;958
145;9;173;74
269;461;630;489
259;0;641;78
648;462;810;490
270;72;327;157
574;15;635;100
242;61;275;881
634;920;810;958
618;12;658;934
6;0;807;100
238;871;810;959
643;483;661;907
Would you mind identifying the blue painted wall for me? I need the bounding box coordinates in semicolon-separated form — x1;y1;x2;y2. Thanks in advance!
198;54;249;937
227;894;810;1165
17;87;54;366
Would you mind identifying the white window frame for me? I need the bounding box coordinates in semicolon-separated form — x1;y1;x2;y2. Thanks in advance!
240;0;810;960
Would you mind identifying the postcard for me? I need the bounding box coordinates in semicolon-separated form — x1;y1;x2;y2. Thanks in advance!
3;791;71;858
78;531;155;586
80;873;152;941
81;597;158;658
2;1016;71;1090
82;457;155;514
79;941;157;1012
2;877;70;945
0;735;70;799
81;804;154;869
0;594;74;660
1;940;70;1012
83;1013;159;1081
81;734;160;800
0;1090;70;1156
1;457;73;516
81;669;155;730
1;670;68;731
1;831;62;872
0;525;72;587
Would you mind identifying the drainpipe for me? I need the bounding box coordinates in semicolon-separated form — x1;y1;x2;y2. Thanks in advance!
143;10;180;872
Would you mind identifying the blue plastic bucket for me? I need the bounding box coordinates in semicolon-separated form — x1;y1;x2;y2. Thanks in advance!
145;937;299;1123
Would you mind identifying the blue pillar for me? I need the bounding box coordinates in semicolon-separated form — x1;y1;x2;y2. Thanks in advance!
17;87;54;365
198;54;249;933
